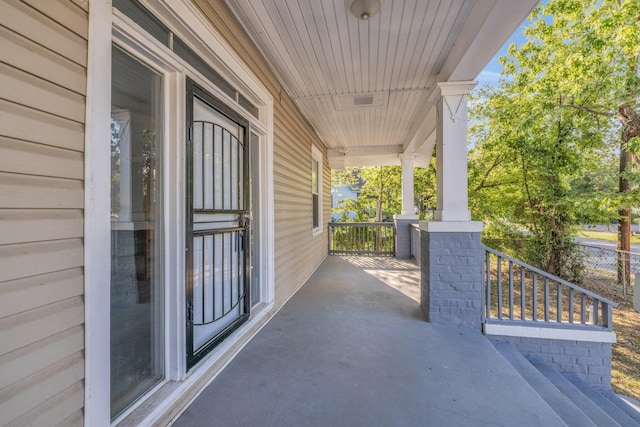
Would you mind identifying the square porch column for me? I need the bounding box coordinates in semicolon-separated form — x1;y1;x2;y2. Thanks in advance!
394;154;418;258
421;81;484;329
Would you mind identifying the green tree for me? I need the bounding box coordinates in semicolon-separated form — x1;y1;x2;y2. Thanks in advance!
469;0;640;280
513;0;640;281
414;156;437;219
332;166;402;221
332;164;437;221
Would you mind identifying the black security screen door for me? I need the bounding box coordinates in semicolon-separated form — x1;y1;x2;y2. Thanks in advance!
186;80;250;368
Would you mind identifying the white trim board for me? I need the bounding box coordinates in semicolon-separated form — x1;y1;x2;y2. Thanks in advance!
484;323;617;344
311;143;323;237
84;0;112;425
420;220;483;233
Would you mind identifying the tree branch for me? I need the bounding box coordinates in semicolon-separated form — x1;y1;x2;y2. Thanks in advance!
473;180;520;190
473;153;505;192
563;103;614;117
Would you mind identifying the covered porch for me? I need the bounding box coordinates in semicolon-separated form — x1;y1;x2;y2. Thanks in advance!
173;256;563;426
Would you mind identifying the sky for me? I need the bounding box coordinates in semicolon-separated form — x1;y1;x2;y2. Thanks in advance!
475;26;528;87
475;0;553;87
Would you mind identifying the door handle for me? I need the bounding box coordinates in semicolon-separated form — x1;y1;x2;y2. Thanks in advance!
240;214;250;230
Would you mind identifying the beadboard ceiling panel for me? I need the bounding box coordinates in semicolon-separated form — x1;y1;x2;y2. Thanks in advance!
223;0;538;163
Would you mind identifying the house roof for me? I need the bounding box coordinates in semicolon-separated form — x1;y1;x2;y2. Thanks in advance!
223;0;538;168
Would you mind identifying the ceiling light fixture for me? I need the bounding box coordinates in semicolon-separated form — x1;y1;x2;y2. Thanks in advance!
350;0;382;21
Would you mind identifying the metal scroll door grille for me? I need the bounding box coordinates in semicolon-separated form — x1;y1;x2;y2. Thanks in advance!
187;89;250;368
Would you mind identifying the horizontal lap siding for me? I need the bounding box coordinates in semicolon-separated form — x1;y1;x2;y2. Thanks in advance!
193;0;330;307
0;1;87;426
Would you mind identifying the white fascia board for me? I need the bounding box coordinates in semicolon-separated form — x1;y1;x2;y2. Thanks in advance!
484;323;617;344
443;0;540;82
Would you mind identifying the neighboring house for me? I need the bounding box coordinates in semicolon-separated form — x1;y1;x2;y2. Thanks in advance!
2;1;617;427
331;185;361;221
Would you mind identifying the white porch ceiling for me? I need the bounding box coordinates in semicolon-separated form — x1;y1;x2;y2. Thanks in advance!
223;0;538;167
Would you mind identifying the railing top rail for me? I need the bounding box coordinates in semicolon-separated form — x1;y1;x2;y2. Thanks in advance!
483;318;611;331
328;222;394;227
482;245;617;307
410;223;421;229
577;243;640;257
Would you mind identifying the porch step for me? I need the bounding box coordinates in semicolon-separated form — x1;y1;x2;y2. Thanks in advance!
493;342;597;427
528;359;621;427
598;389;640;424
495;342;640;427
563;374;640;427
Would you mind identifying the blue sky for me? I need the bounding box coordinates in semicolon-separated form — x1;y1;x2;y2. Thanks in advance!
476;1;550;87
476;26;528;86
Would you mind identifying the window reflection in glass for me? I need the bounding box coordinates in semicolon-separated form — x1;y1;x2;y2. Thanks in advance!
110;45;163;419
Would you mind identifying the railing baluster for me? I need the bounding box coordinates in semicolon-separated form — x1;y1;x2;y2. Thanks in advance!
509;261;514;320
520;266;525;321
497;257;503;319
569;288;574;324
602;303;612;330
485;251;491;320
328;223;397;256
544;277;549;322
480;245;616;332
556;282;562;323
532;273;537;322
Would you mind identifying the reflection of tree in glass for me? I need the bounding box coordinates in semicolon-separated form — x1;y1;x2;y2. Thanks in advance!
110;117;157;221
111;118;123;218
142;129;156;222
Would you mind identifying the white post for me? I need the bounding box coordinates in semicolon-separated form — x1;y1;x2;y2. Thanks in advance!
634;274;640;313
434;81;477;222
419;81;483;328
400;154;416;216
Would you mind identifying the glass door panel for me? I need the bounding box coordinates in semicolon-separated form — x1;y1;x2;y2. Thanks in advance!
110;45;164;419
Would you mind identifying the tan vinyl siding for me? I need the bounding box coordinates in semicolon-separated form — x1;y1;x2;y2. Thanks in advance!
193;0;331;307
0;1;88;425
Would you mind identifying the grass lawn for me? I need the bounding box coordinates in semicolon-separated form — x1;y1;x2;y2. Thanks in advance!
566;233;640;400
582;276;640;402
578;230;640;245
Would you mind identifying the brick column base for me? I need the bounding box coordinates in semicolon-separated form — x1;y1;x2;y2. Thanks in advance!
420;221;483;329
394;215;418;259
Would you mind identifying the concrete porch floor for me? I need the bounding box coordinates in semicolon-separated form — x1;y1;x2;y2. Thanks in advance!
173;256;565;427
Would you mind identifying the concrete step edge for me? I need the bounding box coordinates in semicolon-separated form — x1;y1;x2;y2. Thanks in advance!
493;342;595;427
527;358;620;427
563;374;640;427
600;390;640;424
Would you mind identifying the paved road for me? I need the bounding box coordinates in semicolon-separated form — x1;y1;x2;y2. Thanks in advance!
576;237;640;253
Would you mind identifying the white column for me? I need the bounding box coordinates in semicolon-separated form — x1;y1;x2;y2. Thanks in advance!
434;81;477;222
400;154;416;216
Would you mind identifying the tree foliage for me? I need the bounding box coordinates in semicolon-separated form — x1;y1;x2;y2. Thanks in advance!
332;163;437;221
469;0;640;280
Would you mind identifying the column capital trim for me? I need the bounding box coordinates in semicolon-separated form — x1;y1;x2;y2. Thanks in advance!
420;220;483;233
399;153;417;161
437;81;478;97
394;214;419;220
